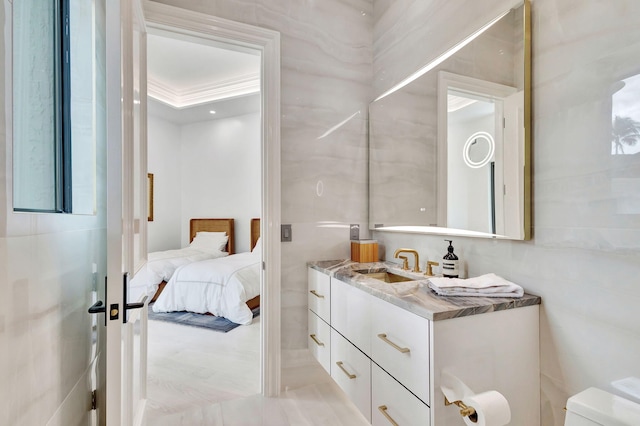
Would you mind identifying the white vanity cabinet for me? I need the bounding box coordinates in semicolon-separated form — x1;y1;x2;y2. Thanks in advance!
308;309;331;374
307;265;540;426
370;295;430;405
307;268;332;374
371;363;430;426
308;267;330;322
331;329;372;422
331;276;371;354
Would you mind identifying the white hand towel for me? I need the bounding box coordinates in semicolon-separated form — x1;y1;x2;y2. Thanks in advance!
428;273;524;298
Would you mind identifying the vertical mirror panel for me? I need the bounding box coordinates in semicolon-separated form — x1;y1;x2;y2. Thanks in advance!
369;1;530;240
70;0;98;214
13;1;58;211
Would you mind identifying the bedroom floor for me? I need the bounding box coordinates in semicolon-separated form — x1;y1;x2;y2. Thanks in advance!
144;316;369;425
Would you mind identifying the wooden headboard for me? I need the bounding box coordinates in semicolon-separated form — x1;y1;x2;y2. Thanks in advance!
190;218;235;254
251;218;260;251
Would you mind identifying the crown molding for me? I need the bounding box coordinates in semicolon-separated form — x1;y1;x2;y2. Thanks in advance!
148;72;260;108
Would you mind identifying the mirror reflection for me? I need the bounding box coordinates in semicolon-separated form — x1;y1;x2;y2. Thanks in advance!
369;1;530;240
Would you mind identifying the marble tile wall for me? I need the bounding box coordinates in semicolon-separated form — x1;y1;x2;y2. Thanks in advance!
151;0;374;352
372;0;640;425
150;1;640;424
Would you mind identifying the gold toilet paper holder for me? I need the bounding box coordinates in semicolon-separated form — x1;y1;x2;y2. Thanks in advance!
445;396;478;422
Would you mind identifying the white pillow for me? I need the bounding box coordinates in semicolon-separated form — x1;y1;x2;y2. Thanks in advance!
252;237;262;253
190;232;228;252
195;231;226;238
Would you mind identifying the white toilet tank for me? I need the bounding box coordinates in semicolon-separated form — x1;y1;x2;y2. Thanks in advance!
565;387;640;425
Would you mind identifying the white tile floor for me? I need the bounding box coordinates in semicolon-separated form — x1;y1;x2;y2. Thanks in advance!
144;316;369;425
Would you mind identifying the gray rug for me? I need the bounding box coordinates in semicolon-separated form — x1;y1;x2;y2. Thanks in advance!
148;303;259;333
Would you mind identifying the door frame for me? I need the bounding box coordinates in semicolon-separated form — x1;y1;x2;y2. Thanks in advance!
143;2;282;396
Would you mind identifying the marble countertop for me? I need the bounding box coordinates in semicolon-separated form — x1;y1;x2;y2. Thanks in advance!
308;259;541;321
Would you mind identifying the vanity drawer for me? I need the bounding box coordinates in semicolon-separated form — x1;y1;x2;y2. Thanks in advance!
370;295;430;405
331;277;372;355
308;310;331;374
371;363;430;426
308;268;330;322
331;329;372;422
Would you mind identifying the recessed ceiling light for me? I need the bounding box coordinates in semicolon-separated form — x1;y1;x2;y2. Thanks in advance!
209;110;216;114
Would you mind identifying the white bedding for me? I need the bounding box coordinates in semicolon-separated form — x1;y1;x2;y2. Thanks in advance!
151;252;261;325
128;247;228;302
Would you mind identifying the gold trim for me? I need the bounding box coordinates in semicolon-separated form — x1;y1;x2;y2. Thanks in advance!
309;334;325;347
378;405;399;426
523;0;532;240
147;173;154;222
377;333;410;353
309;290;325;299
445;396;477;419
335;361;356;379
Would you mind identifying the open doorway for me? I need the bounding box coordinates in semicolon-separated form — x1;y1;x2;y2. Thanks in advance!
144;31;262;420
139;3;282;421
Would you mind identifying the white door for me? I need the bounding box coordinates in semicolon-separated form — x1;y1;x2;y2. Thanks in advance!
94;0;148;424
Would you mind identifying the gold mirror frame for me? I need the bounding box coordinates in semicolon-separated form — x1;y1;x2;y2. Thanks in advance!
368;0;531;240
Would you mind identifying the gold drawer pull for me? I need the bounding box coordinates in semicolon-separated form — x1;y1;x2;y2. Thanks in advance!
335;361;356;379
309;334;325;347
377;334;410;353
378;405;399;426
309;290;325;298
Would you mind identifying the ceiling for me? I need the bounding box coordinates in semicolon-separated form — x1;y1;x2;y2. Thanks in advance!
146;31;261;124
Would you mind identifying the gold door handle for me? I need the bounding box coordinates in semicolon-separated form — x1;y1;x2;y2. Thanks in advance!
378;405;399;426
377;334;410;353
309;290;325;298
309;334;325;347
335;361;356;379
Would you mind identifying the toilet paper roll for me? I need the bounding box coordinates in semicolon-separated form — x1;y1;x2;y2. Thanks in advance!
461;390;511;426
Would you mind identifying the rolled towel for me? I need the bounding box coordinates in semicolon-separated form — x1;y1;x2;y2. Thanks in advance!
428;273;524;298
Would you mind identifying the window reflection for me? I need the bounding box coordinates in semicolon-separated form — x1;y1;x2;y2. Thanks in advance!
612;74;640;155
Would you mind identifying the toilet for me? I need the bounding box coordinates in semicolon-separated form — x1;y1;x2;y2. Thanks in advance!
565;387;640;425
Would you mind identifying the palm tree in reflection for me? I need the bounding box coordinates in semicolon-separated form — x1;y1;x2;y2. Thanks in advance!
612;115;640;154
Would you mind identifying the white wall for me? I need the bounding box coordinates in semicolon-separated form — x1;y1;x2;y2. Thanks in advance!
180;113;261;253
147;114;182;252
372;1;640;425
1;1;107;425
147;110;261;254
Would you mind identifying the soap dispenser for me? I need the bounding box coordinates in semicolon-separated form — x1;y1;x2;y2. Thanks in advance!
442;240;459;278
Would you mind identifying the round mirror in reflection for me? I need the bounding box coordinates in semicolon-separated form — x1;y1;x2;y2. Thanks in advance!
463;131;495;168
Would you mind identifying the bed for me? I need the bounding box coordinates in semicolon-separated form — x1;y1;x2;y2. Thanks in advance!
128;218;236;303
151;218;261;325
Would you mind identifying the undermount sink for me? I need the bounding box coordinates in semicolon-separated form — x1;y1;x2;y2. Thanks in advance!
355;269;415;283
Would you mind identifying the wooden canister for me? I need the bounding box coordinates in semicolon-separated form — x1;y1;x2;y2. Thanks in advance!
350;240;379;263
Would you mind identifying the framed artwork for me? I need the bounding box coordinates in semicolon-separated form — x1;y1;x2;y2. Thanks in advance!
147;173;154;221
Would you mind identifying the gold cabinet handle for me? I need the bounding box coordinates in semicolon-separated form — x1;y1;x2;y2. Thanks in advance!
335;361;356;379
378;405;399;426
309;290;325;298
377;333;410;353
309;334;325;347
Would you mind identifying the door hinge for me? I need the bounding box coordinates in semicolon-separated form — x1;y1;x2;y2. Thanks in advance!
91;390;97;410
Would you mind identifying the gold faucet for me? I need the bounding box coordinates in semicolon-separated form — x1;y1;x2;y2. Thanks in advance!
393;248;420;272
425;261;439;277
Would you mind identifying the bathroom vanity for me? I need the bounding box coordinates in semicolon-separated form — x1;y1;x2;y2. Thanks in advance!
308;260;541;425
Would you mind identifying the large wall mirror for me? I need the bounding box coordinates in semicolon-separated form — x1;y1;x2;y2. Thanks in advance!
369;0;530;240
